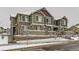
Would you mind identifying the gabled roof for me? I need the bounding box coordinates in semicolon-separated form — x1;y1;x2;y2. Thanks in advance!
55;16;68;21
75;24;79;28
31;7;53;17
10;7;54;19
10;16;15;20
69;26;77;31
39;8;52;17
62;16;68;20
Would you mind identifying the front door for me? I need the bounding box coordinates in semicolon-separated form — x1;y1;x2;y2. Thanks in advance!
13;27;15;35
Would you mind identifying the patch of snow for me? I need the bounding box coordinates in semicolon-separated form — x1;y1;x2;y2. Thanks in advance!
71;37;79;40
0;36;8;44
0;42;65;51
17;38;69;44
76;26;79;28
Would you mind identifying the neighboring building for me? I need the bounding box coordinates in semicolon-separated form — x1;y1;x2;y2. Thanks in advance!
6;28;10;35
0;27;5;33
10;8;68;36
54;16;68;35
68;24;79;35
0;27;10;44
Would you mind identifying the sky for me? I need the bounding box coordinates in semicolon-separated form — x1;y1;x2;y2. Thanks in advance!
0;7;79;29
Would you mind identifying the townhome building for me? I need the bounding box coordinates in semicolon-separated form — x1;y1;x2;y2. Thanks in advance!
54;16;68;35
10;8;68;36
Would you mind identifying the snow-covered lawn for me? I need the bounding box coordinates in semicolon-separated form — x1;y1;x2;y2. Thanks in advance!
16;37;69;44
0;36;78;51
71;37;79;40
0;41;66;51
0;36;8;44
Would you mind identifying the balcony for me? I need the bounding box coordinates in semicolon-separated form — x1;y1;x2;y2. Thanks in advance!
31;23;44;26
28;30;45;32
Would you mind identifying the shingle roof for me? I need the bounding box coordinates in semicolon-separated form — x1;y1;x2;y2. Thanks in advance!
11;7;54;19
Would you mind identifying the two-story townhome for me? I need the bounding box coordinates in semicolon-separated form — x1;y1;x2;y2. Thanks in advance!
29;8;54;35
10;14;30;35
10;8;68;36
53;16;68;35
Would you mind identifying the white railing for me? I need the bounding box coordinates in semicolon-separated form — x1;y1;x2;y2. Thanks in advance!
31;23;44;25
28;30;45;32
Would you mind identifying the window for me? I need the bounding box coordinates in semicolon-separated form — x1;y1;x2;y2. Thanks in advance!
45;17;51;24
40;26;43;30
23;16;25;21
38;16;42;22
21;25;24;30
18;15;21;20
36;16;38;22
37;26;43;30
36;16;42;22
25;16;28;22
56;20;60;26
53;27;58;31
47;26;51;31
62;19;66;25
21;25;28;31
35;26;38;30
32;26;38;30
21;16;25;21
46;19;48;23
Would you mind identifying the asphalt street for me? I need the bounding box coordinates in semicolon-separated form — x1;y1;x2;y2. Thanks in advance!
41;41;79;51
11;41;79;51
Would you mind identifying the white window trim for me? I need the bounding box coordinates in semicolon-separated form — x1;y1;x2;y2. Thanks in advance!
62;19;66;25
19;16;29;22
29;30;45;32
45;17;51;24
35;15;42;22
25;16;28;22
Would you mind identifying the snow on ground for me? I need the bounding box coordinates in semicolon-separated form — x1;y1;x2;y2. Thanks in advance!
0;36;8;44
0;41;66;51
0;33;10;35
0;36;79;50
16;37;69;44
71;37;79;40
15;35;56;37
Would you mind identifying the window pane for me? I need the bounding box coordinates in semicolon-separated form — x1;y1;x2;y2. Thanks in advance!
39;16;42;22
25;16;28;22
21;16;25;21
36;16;38;21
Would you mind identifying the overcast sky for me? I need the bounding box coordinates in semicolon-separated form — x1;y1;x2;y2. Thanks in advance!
0;7;79;28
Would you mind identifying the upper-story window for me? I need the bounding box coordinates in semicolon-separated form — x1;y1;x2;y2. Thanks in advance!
36;16;38;22
35;16;42;22
21;16;25;21
62;19;66;25
45;17;51;24
56;20;60;26
20;15;29;22
46;19;48;23
25;16;28;22
23;16;25;21
18;15;21;20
